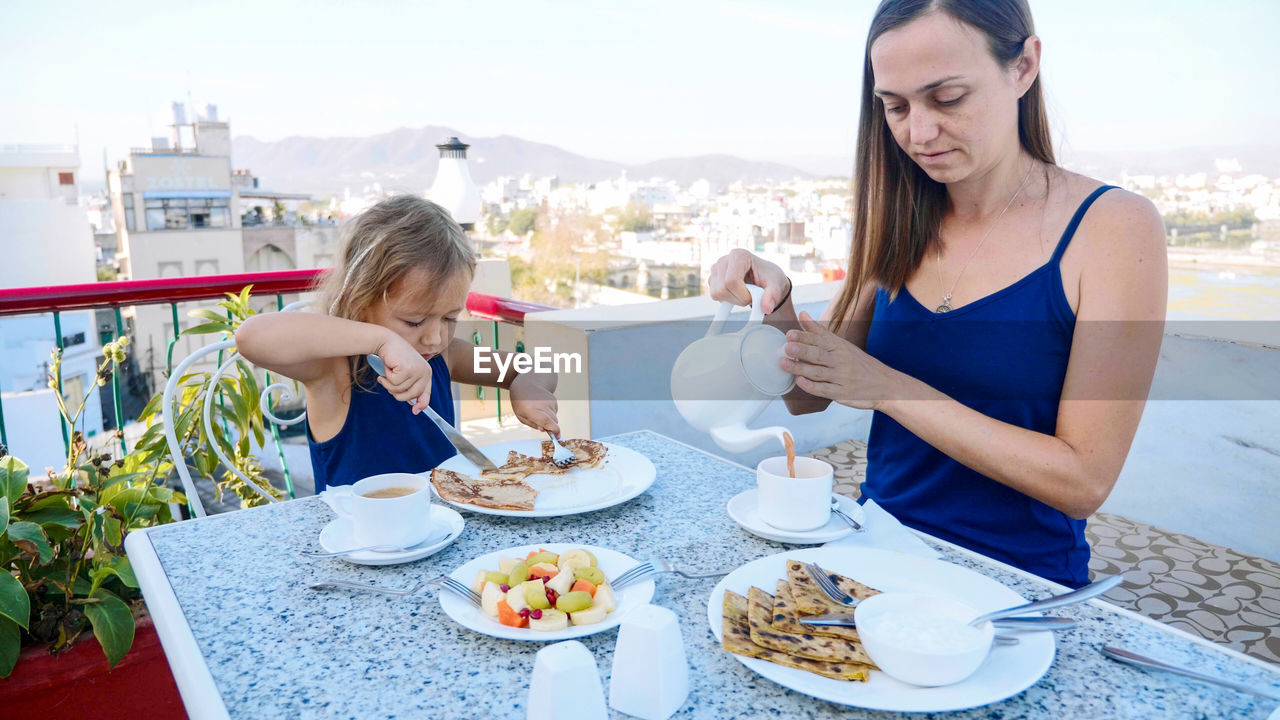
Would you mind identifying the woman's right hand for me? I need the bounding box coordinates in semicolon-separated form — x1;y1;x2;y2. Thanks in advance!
707;248;791;314
374;335;433;413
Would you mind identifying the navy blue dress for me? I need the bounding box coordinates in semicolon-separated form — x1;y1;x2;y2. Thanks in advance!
862;185;1117;588
307;354;457;491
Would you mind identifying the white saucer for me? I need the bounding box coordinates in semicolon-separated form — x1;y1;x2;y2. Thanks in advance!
317;505;464;566
726;489;864;544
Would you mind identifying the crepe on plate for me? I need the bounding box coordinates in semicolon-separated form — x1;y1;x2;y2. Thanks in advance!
429;439;608;510
720;590;870;682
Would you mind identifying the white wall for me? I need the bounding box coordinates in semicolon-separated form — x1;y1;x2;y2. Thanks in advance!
0;199;97;288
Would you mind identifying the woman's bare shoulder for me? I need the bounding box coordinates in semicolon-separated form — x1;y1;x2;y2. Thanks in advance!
1058;169;1164;255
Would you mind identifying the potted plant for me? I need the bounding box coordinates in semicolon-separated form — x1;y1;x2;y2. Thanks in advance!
1;288;283;712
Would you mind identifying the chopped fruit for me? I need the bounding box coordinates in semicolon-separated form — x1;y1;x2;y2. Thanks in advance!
545;568;575;596
497;599;527;628
529;608;568;632
573;567;605;585
530;609;543;620
508;561;532;587
556;549;596;573
526;551;559;565
471;569;489;595
481;582;503;618
499;584;511;593
555;590;593;613
521;579;551;610
519;608;531;618
546;589;559;605
498;557;519;574
485;571;508;586
593;582;617;613
505;582;529;613
569;604;607;625
571;579;597;597
528;562;559;580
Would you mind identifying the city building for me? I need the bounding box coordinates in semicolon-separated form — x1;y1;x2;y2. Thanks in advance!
0;143;104;470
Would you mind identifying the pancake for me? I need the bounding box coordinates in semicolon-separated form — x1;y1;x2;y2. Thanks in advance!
720;591;869;682
558;439;608;469
429;468;537;510
747;586;875;666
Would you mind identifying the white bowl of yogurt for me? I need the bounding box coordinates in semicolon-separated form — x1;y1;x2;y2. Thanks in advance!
854;592;995;687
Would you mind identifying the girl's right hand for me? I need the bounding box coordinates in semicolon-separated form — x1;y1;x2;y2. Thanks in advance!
707;248;791;314
375;336;433;413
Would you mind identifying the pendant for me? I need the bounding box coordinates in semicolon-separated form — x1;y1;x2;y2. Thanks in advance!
935;297;953;313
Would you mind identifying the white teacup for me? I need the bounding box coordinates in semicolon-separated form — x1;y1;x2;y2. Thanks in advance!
330;473;433;548
756;456;833;532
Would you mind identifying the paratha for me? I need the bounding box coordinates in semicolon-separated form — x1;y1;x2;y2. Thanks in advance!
747;586;875;666
785;560;882;616
720;591;869;682
771;580;863;644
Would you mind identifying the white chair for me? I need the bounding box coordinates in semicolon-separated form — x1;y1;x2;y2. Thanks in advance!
161;302;308;518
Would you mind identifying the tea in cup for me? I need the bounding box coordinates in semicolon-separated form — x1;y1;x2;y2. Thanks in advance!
332;472;433;548
756;456;834;531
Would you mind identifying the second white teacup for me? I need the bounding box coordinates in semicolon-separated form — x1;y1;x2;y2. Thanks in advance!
756;456;834;532
331;472;433;548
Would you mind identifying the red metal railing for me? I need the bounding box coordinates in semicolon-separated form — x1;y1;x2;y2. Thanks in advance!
0;270;548;324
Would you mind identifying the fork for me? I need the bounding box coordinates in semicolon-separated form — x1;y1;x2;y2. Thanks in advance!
610;559;730;591
805;561;859;607
308;575;482;607
547;432;577;468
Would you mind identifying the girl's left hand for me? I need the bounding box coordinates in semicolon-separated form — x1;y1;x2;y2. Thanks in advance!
782;311;899;410
508;373;561;435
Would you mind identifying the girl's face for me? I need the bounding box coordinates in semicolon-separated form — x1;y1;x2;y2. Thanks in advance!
366;267;471;361
870;11;1037;184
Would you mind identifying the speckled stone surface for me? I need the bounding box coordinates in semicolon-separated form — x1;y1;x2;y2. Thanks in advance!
145;431;1279;719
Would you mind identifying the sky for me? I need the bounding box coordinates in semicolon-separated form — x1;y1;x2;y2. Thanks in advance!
2;0;1278;180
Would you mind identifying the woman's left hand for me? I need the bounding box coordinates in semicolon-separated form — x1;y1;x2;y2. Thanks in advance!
508;373;561;435
782;311;901;410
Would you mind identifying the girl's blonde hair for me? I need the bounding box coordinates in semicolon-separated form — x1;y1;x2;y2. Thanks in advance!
318;194;476;321
316;195;476;387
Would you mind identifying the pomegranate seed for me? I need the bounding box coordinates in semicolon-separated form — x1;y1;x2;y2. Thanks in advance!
499;584;510;593
541;576;550;583
530;609;543;620
519;608;531;618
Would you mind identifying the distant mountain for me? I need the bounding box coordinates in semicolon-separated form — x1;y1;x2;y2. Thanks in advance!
230;126;813;195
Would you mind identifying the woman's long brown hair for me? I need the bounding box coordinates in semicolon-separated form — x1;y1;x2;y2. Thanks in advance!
829;0;1056;333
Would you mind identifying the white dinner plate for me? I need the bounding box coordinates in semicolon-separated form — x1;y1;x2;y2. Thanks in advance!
707;547;1055;713
440;543;655;642
726;490;863;544
429;440;656;518
317;504;464;566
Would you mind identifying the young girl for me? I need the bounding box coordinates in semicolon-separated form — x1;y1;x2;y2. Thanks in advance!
709;0;1166;587
236;195;560;490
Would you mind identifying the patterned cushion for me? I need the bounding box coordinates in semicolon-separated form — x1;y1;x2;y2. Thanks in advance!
810;439;1280;664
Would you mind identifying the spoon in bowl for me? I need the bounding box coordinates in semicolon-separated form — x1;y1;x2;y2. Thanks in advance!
968;575;1124;627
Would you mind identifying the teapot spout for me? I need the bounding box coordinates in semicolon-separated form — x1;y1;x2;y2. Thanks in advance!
709;424;790;454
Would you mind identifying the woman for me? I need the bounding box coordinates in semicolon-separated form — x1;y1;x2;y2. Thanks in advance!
708;0;1166;588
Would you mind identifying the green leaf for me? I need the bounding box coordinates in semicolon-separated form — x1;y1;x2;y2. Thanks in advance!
0;572;30;630
0;496;8;530
188;308;229;323
0;456;29;508
84;590;134;668
111;556;138;588
137;392;164;422
184;322;232;335
24;507;82;529
7;521;53;564
0;616;18;678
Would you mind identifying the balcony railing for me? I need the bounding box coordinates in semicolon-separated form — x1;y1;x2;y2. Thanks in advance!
0;270;548;494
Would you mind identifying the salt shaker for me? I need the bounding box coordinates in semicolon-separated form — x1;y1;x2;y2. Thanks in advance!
609;604;690;720
526;640;608;720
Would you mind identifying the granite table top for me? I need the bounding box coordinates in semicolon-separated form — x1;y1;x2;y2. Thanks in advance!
134;430;1280;719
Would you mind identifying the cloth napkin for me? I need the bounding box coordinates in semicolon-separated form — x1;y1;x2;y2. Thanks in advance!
822;499;940;559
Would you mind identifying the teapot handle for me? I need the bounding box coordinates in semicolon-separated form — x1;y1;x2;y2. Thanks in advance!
706;285;766;338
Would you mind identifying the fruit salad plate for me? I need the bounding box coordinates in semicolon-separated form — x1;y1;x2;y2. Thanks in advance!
440;543;655;641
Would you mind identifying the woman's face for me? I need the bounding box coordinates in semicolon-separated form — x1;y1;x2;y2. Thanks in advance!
365;267;470;361
870;11;1036;184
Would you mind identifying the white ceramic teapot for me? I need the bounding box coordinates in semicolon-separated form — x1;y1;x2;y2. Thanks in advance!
671;285;795;453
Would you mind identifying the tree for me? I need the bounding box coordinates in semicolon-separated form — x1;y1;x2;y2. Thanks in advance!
617;202;654;232
509;209;612;307
508;207;538;236
485;210;509;236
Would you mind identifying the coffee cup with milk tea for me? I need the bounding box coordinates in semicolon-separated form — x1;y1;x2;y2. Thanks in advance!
756;457;834;531
330;472;433;548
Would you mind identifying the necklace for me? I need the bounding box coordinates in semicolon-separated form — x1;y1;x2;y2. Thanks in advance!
933;162;1035;313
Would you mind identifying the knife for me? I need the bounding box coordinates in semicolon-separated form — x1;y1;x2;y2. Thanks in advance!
799;614;1078;630
365;354;499;471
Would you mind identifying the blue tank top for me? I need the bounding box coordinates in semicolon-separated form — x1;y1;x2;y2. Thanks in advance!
862;185;1116;588
307;354;457;491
